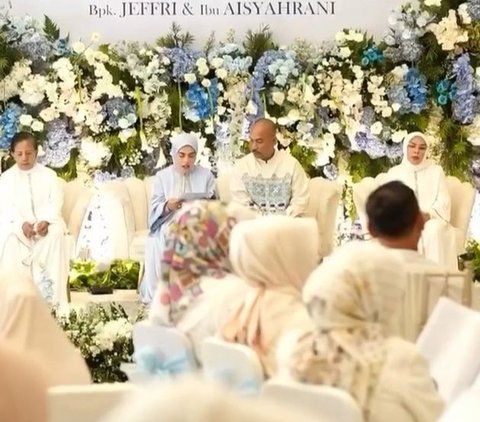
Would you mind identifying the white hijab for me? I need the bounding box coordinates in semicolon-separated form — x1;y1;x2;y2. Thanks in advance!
387;132;451;220
170;132;199;195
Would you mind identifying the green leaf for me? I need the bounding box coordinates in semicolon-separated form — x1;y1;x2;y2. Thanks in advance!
43;15;60;42
243;25;277;68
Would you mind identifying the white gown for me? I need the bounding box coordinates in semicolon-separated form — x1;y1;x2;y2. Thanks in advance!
0;164;70;304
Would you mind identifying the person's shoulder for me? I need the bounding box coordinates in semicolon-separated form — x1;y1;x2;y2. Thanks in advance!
384;337;425;369
37;164;58;178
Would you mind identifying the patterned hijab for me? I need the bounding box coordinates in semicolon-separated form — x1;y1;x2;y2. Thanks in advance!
153;200;236;325
291;241;407;416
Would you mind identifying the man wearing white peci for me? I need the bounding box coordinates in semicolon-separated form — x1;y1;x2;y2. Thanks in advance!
230;118;309;216
0;132;69;304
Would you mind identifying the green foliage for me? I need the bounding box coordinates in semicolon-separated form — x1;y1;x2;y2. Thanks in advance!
243;25;277;68
70;259;139;291
0;33;22;80
289;143;321;177
347;152;390;182
418;32;447;82
461;240;480;282
156;22;194;48
43;15;60;42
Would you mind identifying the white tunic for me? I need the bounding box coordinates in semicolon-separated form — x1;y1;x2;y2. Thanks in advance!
0;164;69;304
230;149;309;217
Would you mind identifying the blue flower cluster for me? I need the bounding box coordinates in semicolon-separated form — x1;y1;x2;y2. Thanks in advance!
184;79;219;120
209;44;252;76
0;103;22;149
354;130;386;159
323;163;338;180
92;170;118;184
386;142;403;161
249;50;299;117
361;47;384;66
103;98;137;129
39;119;77;168
451;54;478;124
164;48;202;82
435;79;456;105
387;68;427;114
467;0;480;21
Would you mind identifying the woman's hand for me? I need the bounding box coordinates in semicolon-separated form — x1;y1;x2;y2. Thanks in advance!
166;198;183;212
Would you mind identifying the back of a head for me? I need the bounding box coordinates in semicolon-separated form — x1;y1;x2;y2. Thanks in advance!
229;216;319;291
101;377;318;422
366;181;420;238
303;241;407;335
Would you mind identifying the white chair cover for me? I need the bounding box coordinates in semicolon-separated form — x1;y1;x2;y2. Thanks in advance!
416;297;480;402
261;378;363;422
201;337;264;395
437;389;480;422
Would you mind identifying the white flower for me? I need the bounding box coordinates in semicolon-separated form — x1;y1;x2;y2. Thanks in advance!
201;79;211;88
39;107;58;122
31;120;44;132
370;121;383;135
184;73;197;84
424;0;441;6
391;103;401;112
339;47;352;58
458;4;472;25
80;137;112;168
328;122;341;134
391;130;408;143
428;10;468;51
210;57;224;68
246;100;258;115
381;107;393;118
196;58;209;76
335;31;346;43
272;91;285;105
72;41;86;54
90;32;101;42
215;68;228;79
19;114;33;127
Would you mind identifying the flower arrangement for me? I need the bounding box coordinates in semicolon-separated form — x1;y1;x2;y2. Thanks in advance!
52;303;146;382
0;2;479;187
460;239;480;281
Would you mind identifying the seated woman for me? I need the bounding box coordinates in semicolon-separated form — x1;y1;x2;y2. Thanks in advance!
221;216;318;377
0;270;91;386
149;200;251;360
140;133;216;303
286;241;444;422
385;131;457;270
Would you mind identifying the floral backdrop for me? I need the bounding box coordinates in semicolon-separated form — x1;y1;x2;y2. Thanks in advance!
1;0;480;189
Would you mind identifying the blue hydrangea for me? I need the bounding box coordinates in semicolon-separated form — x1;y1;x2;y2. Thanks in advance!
184;79;219;120
387;68;427;114
164;48;202;82
386;142;403;161
467;0;480;21
361;46;384;66
38;119;77;168
323;163;338;180
103;98;137;129
451;54;478;124
354;130;386;159
0;103;23;149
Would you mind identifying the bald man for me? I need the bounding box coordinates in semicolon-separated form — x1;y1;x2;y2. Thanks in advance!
230;119;309;216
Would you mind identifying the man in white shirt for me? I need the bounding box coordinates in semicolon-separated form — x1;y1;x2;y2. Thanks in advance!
0;132;69;304
230;118;309;216
366;180;444;271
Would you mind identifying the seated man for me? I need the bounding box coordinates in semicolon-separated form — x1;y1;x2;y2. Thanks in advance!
366;180;444;271
230;118;309;216
0;132;69;304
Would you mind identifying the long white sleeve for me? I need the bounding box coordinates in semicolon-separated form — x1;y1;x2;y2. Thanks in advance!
230;162;251;208
285;161;309;217
35;174;64;224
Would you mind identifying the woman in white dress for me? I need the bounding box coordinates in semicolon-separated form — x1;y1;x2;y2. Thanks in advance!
284;241;444;422
386;132;458;269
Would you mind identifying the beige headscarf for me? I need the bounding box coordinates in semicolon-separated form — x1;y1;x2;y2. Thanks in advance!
291;241;407;415
0;341;48;422
0;270;91;386
221;216;318;376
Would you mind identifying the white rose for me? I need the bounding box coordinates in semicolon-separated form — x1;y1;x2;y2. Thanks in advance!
335;31;346;43
201;79;211;88
31;120;44;132
39;107;57;122
391;103;401;112
72;41;86;54
327;122;341;134
381;107;393;118
272;91;285;105
370;121;383;135
210;57;224;68
184;73;196;84
215;68;228;79
424;0;441;6
196;57;207;68
391;130;408;143
198;65;209;76
19;114;33;127
339;47;351;58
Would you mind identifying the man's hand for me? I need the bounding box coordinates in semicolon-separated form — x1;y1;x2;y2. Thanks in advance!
22;222;36;239
36;221;49;237
166;198;183;212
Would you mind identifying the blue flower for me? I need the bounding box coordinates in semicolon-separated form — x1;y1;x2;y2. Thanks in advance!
38;119;77;168
184;78;219;120
164;48;202;82
451;54;477;124
436;79;450;94
0;103;23;149
437;95;448;105
103;98;137;129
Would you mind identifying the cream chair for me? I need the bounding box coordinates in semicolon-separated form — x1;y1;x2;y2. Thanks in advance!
261;378;363;422
352;174;476;254
101;175;341;261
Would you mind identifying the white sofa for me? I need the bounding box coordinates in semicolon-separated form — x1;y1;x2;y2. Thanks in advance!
100;175;342;262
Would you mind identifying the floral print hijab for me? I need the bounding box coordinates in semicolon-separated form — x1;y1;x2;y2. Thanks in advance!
151;200;236;325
